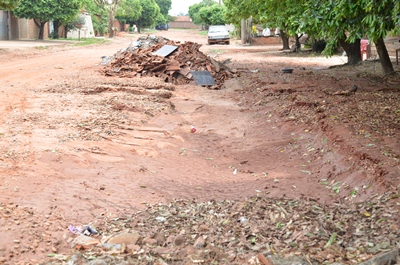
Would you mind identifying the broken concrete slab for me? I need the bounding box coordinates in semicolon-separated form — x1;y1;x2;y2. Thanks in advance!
191;70;217;86
154;44;178;57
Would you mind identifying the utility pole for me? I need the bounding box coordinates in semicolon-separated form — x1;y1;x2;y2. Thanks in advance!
219;0;221;5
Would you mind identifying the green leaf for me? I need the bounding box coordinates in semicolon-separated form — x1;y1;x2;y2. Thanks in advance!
324;232;337;249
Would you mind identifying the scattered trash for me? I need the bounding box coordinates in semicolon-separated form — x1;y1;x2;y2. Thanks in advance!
237;216;248;223
68;223;98;236
68;225;82;235
190;126;196;133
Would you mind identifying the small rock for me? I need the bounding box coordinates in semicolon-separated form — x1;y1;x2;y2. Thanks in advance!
143;238;158;246
166;235;174;245
173;235;185;246
0;257;7;263
102;243;122;251
88;260;107;265
153;232;165;245
71;235;100;249
107;232;141;245
127;244;140;252
193;236;205;249
153;247;170;255
198;225;209;232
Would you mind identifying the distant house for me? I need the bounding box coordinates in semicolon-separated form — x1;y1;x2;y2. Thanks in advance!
169;16;201;29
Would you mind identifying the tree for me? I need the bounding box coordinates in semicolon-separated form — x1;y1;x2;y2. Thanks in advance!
303;0;364;65
189;0;217;26
94;0;121;38
154;0;171;18
198;5;227;26
115;0;142;28
84;0;109;36
224;0;398;74
13;0;83;40
155;13;167;26
304;0;398;73
361;0;398;74
0;0;20;10
135;0;160;33
224;0;306;49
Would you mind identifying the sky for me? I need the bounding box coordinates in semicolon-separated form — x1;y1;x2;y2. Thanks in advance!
169;0;219;16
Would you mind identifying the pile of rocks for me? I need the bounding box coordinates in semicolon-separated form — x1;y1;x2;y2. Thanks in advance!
101;35;238;88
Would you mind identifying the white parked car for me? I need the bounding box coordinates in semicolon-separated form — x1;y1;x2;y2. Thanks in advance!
207;25;230;45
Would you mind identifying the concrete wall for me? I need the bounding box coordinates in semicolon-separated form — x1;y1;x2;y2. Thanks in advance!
368;36;400;59
169;21;201;29
0;10;7;40
67;14;95;39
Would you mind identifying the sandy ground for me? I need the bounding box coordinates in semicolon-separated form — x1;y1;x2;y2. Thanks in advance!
0;29;399;264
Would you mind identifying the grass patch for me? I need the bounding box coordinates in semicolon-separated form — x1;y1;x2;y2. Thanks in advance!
199;30;207;36
72;38;109;46
208;49;228;54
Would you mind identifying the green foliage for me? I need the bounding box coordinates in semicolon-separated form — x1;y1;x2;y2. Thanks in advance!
155;13;167;26
188;0;217;25
13;0;83;39
224;0;306;40
199;5;227;25
116;0;142;25
223;0;398;73
167;14;174;22
84;0;108;36
14;0;82;22
154;0;171;17
73;37;109;46
0;0;20;10
361;0;397;42
136;0;160;29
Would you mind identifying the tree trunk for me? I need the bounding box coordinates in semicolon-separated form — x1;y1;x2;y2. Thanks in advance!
295;34;302;49
338;38;362;65
34;19;46;40
136;20;141;33
108;11;115;38
53;20;60;39
64;25;69;38
280;31;290;50
241;19;245;44
375;37;394;75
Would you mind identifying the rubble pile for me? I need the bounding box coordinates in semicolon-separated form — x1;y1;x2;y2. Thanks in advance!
102;35;237;87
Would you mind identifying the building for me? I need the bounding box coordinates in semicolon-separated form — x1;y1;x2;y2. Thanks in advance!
168;16;201;30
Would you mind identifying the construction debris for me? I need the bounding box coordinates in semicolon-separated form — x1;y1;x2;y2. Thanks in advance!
192;70;217;86
101;35;238;88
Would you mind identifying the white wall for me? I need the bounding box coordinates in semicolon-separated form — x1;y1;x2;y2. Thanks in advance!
67;14;95;39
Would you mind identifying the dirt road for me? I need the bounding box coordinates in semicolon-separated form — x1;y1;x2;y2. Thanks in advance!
0;29;399;264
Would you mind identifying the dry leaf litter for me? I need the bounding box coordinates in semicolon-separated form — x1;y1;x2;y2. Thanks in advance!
21;192;398;265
